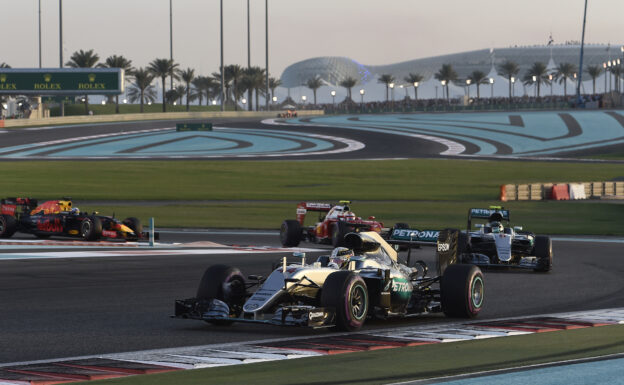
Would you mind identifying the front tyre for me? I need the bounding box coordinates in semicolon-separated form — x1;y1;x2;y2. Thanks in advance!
441;264;484;318
122;217;143;235
331;221;348;247
322;271;368;331
533;235;553;272
280;220;302;247
196;264;247;325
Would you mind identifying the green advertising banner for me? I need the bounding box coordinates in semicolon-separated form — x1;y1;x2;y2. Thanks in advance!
0;68;124;95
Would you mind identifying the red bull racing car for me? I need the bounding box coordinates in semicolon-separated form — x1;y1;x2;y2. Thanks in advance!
0;197;146;241
280;200;385;247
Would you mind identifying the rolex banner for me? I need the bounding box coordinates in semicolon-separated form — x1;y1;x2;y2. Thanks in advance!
0;68;124;95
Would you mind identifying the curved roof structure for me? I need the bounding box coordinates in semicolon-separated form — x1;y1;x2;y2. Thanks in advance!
280;44;621;88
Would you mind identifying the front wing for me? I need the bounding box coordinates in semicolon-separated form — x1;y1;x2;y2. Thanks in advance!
174;298;336;328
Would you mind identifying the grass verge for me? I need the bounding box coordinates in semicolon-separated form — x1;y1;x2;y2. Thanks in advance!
78;324;624;385
1;159;623;234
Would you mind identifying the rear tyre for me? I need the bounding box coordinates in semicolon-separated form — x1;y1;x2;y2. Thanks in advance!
122;217;143;235
280;220;302;247
80;216;103;241
441;264;484;318
533;235;553;272
0;215;17;238
331;221;348;247
321;271;368;331
196;264;247;325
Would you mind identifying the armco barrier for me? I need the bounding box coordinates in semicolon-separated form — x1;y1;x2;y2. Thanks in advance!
551;184;570;200
500;181;624;201
0;109;324;128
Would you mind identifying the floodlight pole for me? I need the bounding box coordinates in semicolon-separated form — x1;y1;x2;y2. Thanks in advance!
169;0;174;90
38;0;42;68
576;0;588;106
265;0;269;111
220;0;225;111
59;0;64;116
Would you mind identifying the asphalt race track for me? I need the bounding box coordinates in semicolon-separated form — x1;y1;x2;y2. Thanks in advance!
1;231;623;364
0;114;623;365
1;110;623;160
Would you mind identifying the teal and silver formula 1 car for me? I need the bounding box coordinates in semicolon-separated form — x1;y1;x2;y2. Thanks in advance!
174;231;484;331
449;207;552;272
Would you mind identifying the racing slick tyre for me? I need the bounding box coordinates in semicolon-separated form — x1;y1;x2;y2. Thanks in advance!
441;264;484;318
196;264;247;325
321;271;368;331
122;217;143;235
280;220;302;247
80;216;103;241
533;235;553;272
0;214;17;238
331;221;349;247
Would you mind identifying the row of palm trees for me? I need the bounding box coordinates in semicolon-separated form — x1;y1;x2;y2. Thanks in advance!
304;61;616;104
57;49;282;114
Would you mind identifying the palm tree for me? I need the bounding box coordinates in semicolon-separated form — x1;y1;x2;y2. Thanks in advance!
225;64;245;110
404;73;423;100
306;76;323;105
98;55;134;113
523;62;549;98
434;64;458;102
148;58;179;112
468;70;488;99
554;62;577;98
127;68;156;113
174;85;186;106
0;63;10;68
65;49;100;114
242;67;266;110
498;60;520;100
179;68;195;111
339;77;357;102
378;74;395;102
586;65;603;94
269;77;281;104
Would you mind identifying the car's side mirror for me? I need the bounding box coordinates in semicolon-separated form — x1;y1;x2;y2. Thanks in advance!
513;226;523;231
475;224;484;229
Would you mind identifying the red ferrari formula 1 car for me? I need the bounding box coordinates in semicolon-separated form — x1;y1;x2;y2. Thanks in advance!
280;200;385;247
0;197;146;241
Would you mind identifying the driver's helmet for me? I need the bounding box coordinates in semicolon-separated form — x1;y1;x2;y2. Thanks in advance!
329;247;354;268
70;207;80;215
343;211;356;220
489;221;504;233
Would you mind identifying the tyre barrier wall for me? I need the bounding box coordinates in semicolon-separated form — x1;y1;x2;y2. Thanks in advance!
500;181;624;201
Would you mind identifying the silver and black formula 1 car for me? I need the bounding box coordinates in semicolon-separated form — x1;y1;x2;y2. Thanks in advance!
453;207;552;272
174;230;484;331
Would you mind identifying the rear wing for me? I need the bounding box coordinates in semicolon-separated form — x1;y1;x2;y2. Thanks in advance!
387;228;439;246
468;207;510;230
295;202;333;224
1;197;38;217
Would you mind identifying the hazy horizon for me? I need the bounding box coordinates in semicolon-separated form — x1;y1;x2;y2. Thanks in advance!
2;0;623;77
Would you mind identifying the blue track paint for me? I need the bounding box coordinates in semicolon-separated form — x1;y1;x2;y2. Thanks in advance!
430;357;624;385
0;128;337;158
290;110;624;156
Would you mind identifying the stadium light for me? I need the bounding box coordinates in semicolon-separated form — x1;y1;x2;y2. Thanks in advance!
413;81;419;101
489;78;494;98
330;90;336;106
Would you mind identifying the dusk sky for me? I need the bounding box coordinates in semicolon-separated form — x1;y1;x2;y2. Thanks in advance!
3;0;623;78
